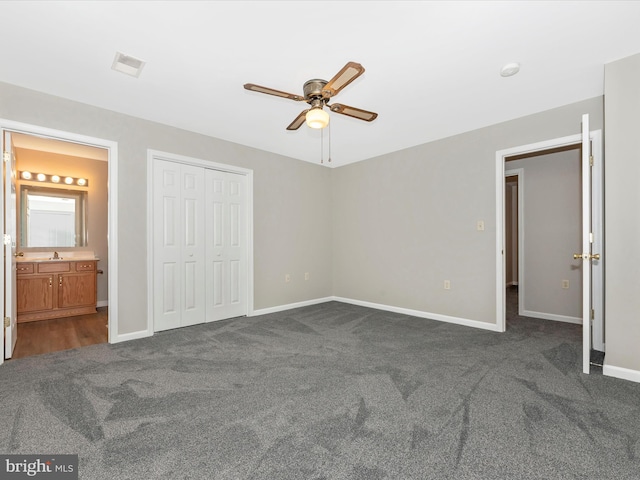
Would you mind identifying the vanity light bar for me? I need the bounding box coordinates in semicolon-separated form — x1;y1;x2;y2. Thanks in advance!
19;171;88;187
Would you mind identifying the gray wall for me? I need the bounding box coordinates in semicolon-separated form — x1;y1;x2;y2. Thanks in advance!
0;81;333;336
507;150;582;321
604;53;640;373
332;96;602;325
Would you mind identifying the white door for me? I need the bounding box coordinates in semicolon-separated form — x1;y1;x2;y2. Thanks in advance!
3;131;17;359
205;169;248;321
577;114;596;374
153;160;205;331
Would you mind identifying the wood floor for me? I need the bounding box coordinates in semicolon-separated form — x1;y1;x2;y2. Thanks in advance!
10;307;108;359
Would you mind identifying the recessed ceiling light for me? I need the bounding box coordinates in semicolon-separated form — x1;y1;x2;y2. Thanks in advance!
111;52;146;78
500;62;520;77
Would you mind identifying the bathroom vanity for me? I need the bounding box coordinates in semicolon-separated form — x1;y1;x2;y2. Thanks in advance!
16;257;98;323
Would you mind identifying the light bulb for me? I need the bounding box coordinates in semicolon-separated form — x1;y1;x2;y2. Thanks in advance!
77;178;87;186
36;173;46;181
21;171;32;180
51;175;60;183
65;177;73;185
305;107;329;129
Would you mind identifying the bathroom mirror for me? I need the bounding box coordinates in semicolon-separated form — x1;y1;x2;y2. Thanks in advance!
19;185;88;247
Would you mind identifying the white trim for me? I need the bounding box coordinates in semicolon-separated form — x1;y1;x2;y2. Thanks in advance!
0;119;118;348
147;149;253;176
333;297;502;332
146;149;254;335
251;297;334;316
603;363;640;384
521;310;582;325
252;296;501;332
110;328;152;344
496;130;604;343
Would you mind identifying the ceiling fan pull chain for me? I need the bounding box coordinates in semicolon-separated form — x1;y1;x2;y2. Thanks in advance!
328;122;332;163
320;127;324;164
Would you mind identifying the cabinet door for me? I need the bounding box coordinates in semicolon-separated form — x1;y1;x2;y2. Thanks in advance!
17;275;54;312
58;273;96;308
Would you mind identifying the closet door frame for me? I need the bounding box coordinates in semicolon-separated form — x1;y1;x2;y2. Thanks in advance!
147;150;254;334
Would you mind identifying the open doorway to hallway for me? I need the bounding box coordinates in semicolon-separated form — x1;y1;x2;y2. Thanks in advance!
501;140;604;355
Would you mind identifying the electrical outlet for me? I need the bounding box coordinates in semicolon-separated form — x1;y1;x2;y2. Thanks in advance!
285;274;291;283
562;279;569;289
304;272;310;281
444;280;451;290
477;220;485;231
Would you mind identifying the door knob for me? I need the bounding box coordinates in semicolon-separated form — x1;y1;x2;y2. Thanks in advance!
14;252;24;257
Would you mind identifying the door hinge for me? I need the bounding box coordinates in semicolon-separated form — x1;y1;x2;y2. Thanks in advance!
589;155;594;166
4;317;10;328
3;234;11;245
589;232;594;244
3;151;9;163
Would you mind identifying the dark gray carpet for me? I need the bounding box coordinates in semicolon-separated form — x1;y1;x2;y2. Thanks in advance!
1;296;639;479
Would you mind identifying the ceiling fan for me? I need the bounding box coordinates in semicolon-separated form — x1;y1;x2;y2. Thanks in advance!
244;61;378;130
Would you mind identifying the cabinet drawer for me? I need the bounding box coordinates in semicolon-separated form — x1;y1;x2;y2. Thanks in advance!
38;262;70;273
17;263;34;274
75;262;95;271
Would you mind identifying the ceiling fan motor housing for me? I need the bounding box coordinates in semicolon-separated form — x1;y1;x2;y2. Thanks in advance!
303;79;329;102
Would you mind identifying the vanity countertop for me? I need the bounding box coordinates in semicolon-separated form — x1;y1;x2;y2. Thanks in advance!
16;251;99;262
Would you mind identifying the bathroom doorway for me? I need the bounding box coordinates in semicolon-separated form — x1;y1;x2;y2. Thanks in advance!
2;125;115;361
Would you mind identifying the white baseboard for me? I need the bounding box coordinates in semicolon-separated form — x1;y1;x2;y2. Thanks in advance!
97;300;109;308
521;309;582;325
333;296;502;332
110;328;152;344
603;363;640;384
252;295;500;332
251;297;334;316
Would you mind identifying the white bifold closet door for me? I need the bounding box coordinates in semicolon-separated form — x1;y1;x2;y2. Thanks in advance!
205;169;247;322
153;159;248;332
153;160;206;331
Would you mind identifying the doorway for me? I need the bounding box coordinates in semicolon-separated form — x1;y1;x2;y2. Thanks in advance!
495;128;604;361
1;121;118;363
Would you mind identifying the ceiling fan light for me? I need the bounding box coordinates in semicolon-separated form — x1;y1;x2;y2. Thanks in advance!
305;107;330;129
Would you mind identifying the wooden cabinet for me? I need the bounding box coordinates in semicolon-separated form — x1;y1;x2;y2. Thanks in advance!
17;260;98;323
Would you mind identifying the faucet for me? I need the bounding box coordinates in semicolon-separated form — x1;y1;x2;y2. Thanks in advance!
53;251;59;259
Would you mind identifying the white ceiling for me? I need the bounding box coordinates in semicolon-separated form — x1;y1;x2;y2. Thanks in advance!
1;1;640;167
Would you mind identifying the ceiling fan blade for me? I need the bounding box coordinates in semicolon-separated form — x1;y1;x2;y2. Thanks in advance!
244;83;304;101
286;110;309;130
322;62;365;98
329;103;378;122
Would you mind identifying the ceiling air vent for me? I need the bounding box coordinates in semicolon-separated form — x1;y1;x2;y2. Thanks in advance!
111;52;146;78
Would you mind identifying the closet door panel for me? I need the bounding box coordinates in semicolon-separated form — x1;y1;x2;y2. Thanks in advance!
153;160;182;331
179;164;205;327
205;170;247;321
